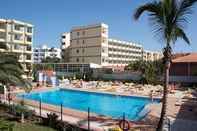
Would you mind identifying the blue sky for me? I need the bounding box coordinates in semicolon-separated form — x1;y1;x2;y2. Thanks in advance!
0;0;197;52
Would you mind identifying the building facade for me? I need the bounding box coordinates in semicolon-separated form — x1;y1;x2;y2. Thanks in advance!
68;23;109;65
61;32;70;62
170;53;197;83
142;50;162;61
62;23;162;68
33;45;61;63
108;39;143;66
0;19;33;78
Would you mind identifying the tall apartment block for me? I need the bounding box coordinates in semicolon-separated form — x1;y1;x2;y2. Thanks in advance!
0;19;33;78
61;23;162;67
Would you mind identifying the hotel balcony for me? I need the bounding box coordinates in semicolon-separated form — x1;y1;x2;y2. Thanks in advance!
0;28;6;32
25;36;32;44
0;38;5;42
0;23;6;32
12;49;23;53
25;50;32;54
13;24;24;34
25;59;32;63
24;46;32;53
13;39;24;44
0;31;6;41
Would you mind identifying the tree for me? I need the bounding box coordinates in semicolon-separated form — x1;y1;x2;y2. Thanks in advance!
41;56;61;63
125;60;164;84
0;52;32;123
0;52;32;102
133;0;197;130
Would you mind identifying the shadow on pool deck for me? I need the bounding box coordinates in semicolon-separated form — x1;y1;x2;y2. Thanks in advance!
170;90;197;131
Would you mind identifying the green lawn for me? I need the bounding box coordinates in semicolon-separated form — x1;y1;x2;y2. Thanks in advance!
13;122;56;131
0;120;56;131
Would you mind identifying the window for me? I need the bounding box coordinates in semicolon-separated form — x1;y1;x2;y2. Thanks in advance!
102;48;106;53
26;55;31;60
26;36;32;42
14;34;22;40
77;40;79;44
82;48;85;53
76;49;79;53
14;25;21;31
27;27;32;33
102;38;106;43
82;31;85;35
77;32;80;36
0;32;5;39
14;44;21;50
62;35;66;39
27;46;31;51
102;58;105;62
76;58;79;62
82;58;84;62
102;28;107;34
0;23;6;29
82;40;85;44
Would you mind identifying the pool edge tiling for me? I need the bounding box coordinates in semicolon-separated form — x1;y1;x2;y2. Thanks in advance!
19;88;160;121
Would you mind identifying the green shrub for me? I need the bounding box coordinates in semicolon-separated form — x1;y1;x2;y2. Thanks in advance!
9;104;35;119
42;113;59;128
0;119;14;131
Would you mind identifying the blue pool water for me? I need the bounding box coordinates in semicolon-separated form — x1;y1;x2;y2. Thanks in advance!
20;89;159;120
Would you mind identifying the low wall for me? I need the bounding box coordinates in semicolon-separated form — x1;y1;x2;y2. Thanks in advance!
93;72;141;81
170;76;197;83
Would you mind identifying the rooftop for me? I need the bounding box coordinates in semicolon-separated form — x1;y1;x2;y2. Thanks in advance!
0;18;33;27
71;23;108;31
172;53;197;63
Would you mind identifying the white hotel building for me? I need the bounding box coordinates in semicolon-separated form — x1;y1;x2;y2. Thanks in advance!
33;45;61;63
0;19;33;78
61;23;162;68
108;38;142;66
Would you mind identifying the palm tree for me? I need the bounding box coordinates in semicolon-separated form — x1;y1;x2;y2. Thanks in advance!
0;52;32;102
0;52;32;123
133;0;197;130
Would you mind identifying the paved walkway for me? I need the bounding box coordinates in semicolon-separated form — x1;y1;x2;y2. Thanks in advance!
170;118;197;131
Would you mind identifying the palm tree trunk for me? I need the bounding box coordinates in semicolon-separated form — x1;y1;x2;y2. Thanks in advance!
157;59;170;131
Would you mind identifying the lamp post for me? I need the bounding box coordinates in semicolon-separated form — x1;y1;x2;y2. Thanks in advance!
39;93;42;118
60;102;63;121
88;107;90;131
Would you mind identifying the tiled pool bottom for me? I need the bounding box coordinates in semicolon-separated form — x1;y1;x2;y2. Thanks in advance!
20;88;159;121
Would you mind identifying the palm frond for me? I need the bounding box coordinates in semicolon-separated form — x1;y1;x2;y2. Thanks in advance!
0;53;32;92
1;64;24;75
175;0;197;24
134;1;162;20
133;0;196;46
173;27;190;44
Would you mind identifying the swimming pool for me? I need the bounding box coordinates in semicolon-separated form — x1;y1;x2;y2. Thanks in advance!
20;89;159;120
